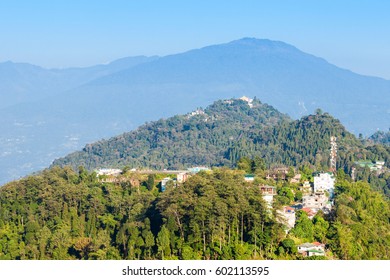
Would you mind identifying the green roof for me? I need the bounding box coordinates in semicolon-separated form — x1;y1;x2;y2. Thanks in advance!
308;249;324;253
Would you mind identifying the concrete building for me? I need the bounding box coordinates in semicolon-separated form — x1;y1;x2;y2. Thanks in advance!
297;242;325;257
96;168;122;176
244;174;255;182
302;191;328;210
277;206;296;231
300;181;312;194
290;173;301;183
188;166;210;174
177;172;189;183
161;177;174;192
313;172;335;198
260;185;277;208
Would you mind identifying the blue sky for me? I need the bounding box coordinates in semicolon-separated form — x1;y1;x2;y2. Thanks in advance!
1;0;389;79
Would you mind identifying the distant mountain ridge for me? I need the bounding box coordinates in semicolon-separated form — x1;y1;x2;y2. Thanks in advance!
1;38;390;184
0;56;158;109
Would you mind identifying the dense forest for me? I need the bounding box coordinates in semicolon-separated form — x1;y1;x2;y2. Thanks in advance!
369;130;390;146
52;98;390;196
53;99;390;175
0;166;388;260
1;98;389;260
52;98;289;170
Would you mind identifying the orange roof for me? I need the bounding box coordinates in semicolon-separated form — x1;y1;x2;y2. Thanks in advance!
301;208;314;215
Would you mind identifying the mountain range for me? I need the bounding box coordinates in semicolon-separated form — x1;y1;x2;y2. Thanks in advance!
1;38;390;185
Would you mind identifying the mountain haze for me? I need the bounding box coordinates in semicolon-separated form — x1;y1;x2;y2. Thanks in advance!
0;56;158;109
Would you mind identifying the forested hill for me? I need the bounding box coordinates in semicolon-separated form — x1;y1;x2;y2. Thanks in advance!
52;98;390;173
52;98;290;170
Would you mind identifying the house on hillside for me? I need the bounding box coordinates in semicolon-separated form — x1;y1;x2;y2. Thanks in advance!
160;177;175;192
244;174;255;182
266;166;289;180
301;207;315;219
259;185;277;208
239;96;254;108
313;172;335;198
177;172;189;183
277;206;296;232
96;168;122;176
300;181;312;194
302;191;329;210
96;168;123;183
290;173;301;183
355;160;386;173
297;242;325;257
188;166;210;174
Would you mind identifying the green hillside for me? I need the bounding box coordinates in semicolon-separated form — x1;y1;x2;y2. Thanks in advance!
52;98;290;170
52;98;390;177
0;166;389;260
1;98;389;260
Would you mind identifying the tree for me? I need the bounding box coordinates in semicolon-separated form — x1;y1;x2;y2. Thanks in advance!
157;225;171;259
237;157;252;173
281;238;297;254
142;219;155;259
313;215;329;243
146;174;155;191
290;211;314;241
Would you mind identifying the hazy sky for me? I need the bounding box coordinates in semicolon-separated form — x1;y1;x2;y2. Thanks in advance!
1;0;389;79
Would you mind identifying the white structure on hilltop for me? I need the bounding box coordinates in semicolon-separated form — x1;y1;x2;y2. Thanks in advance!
314;172;335;198
239;96;254;108
187;108;205;118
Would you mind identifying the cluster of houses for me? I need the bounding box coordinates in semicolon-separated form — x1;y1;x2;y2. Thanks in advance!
245;170;335;258
96;166;211;188
355;160;385;173
159;166;329;258
276;172;335;228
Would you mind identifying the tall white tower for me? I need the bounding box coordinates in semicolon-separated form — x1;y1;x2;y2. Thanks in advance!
330;136;337;172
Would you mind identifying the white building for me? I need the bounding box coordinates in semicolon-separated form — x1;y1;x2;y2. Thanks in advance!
297;242;325;257
314;172;335;198
260;185;277;208
177;172;189;183
244;174;255;182
161;177;174;192
300;181;312;194
302;191;329;210
188;166;210;174
277;206;296;231
239;96;254;108
96;168;122;176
